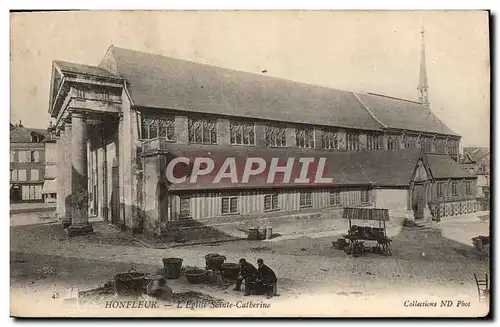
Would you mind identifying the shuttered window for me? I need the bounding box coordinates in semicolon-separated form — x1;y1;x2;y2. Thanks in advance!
179;196;191;219
222;196;239;214
264;194;279;211
30;169;39;181
329;190;341;206
18;169;27;181
21;185;42;200
300;192;312;208
31;151;40;163
361;190;370;203
11;169;18;181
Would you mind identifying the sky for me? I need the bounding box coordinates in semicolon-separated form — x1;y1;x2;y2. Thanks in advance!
10;10;490;147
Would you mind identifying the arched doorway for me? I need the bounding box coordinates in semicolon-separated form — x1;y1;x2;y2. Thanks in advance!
412;183;426;220
411;160;430;221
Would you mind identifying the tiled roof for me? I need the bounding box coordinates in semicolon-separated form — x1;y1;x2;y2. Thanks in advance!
426;154;474;179
355;93;459;136
105;46;383;131
161;144;422;191
54;60;121;79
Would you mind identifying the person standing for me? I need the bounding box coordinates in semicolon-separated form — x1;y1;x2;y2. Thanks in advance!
233;258;258;296
256;258;278;299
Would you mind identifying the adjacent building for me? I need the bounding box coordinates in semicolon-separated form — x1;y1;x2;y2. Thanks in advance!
461;147;490;211
42;122;58;203
10;121;47;203
48;28;475;236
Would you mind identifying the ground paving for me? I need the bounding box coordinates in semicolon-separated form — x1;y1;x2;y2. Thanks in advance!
10;213;490;316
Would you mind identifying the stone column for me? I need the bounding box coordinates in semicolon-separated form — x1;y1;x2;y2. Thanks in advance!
97;143;108;221
60;122;73;228
55;130;68;226
67;112;93;236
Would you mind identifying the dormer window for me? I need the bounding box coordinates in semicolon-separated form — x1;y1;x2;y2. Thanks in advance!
31;133;43;143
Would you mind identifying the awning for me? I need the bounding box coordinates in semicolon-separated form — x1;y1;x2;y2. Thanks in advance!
42;179;57;194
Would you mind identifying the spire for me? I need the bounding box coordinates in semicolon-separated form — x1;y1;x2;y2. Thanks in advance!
417;24;429;108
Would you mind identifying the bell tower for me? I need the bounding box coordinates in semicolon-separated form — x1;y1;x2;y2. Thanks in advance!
417;25;430;109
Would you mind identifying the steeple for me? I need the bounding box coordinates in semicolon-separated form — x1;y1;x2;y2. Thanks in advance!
417;25;429;109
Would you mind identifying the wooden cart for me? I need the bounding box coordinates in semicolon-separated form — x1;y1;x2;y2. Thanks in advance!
342;207;392;257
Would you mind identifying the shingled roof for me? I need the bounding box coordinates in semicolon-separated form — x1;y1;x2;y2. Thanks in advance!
101;46;383;131
52;45;458;137
160;144;423;191
355;93;459;136
426;154;474;179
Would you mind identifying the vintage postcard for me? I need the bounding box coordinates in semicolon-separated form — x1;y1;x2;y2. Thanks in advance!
9;10;490;318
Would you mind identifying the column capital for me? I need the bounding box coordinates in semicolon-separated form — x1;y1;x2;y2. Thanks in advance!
71;110;86;119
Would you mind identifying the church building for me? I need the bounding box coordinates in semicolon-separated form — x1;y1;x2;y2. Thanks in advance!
48;29;476;236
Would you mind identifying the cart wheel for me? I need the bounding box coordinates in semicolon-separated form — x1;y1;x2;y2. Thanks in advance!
386;244;392;256
382;243;392;256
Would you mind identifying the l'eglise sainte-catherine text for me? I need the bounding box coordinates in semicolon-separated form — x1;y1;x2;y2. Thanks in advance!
178;300;271;310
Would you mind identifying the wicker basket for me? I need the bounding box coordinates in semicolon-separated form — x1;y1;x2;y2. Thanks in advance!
185;269;207;284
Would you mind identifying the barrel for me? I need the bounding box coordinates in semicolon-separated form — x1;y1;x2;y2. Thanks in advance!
114;270;147;298
265;226;273;239
205;253;226;271
258;228;266;240
248;228;259;240
220;263;240;280
162;258;183;279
